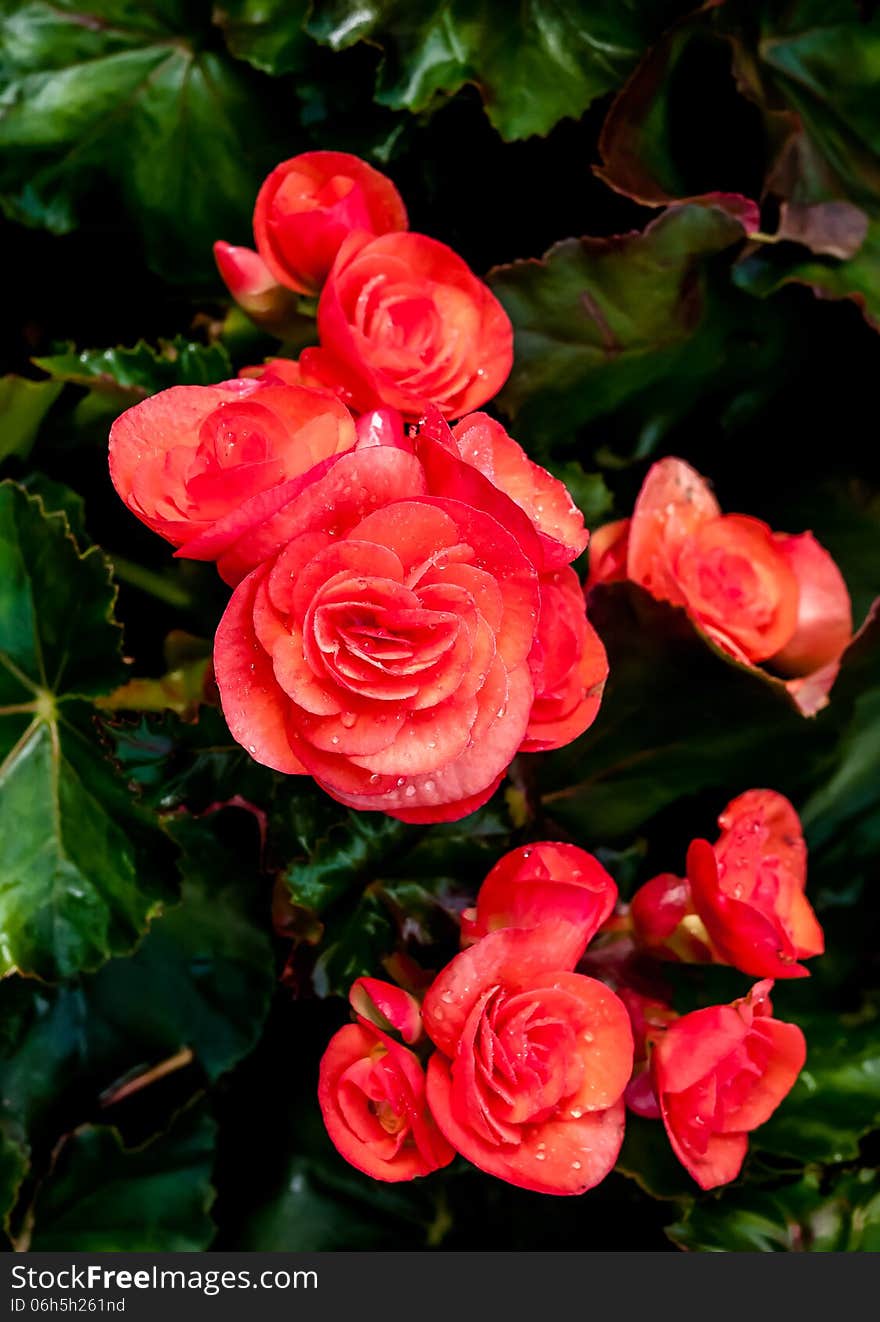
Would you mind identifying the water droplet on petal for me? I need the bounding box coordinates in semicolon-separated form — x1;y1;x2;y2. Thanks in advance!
571;1160;582;1171
340;711;357;728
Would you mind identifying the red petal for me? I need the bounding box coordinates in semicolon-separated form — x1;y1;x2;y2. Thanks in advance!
627;457;719;601
427;1056;626;1195
213;567;306;774
770;532;852;676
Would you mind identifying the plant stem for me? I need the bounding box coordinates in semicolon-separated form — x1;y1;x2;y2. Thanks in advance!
110;554;193;609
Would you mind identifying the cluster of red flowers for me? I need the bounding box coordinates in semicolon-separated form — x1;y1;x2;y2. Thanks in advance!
104;150;848;1203
109;152;608;822
588;456;853;714
319;789;815;1194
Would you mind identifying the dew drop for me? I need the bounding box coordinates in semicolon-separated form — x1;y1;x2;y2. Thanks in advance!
434;1007;445;1020
405;785;417;797
369;774;381;784
330;735;340;745
248;744;256;754
571;1161;582;1171
440;990;454;1003
534;1151;546;1161
569;1108;583;1119
583;1031;594;1043
424;780;436;792
340;711;357;728
396;777;407;787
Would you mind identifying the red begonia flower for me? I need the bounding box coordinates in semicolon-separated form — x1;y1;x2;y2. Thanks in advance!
423;928;633;1194
211;443;541;820
253;151;407;296
631;789;823;979
590;458;852;697
651;979;806;1189
299;232;513;419
319;1022;454;1182
207;415;606;818
109;379;355;548
687;788;823;978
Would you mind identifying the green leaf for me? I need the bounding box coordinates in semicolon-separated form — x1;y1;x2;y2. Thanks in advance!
757;4;880;216
0;809;273;1153
595;1;880;327
0;482;177;979
754;1008;880;1165
273;786;512;994
307;0;690;140
278;791;410;916
489;202;754;445
0;1;285;281
668;1169;880;1252
540;583;830;841
215;0;311;75
734;219;880;331
0;1119;28;1240
237;1154;434;1250
28;1102;216;1251
18;474;88;544
107;704;279;813
0;375;63;463
33;337;233;400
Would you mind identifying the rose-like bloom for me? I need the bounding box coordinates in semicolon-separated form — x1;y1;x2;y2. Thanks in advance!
423;927;633;1194
253;151;407;295
631;790;823;979
319;977;453;1182
687;788;823;978
109;379;355;548
212;241;300;334
460;841;617;966
586;458;852;704
651;979;806;1189
298;232;513;419
209;417;606;821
